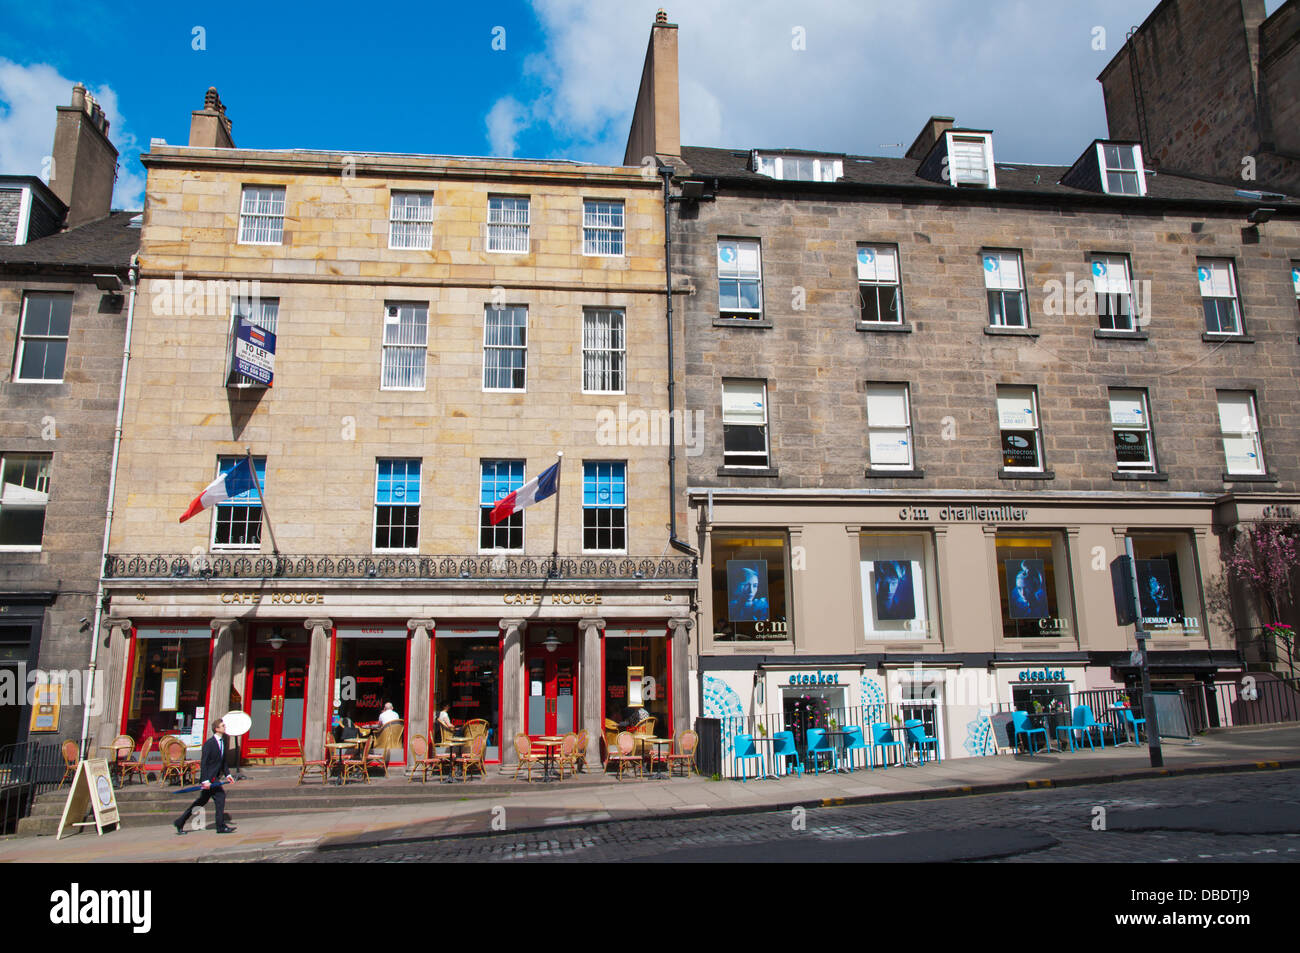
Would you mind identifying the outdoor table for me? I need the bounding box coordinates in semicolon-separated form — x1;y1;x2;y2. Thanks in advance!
744;736;781;779
437;737;467;782
816;730;851;773
642;738;672;779
536;736;564;782
325;741;359;785
107;742;135;785
1109;706;1140;746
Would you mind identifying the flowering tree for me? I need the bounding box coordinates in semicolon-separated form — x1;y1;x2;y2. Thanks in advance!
1223;522;1299;674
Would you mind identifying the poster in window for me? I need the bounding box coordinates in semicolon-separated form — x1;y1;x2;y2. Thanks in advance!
1114;430;1149;465
1005;559;1049;619
1137;559;1175;620
160;668;181;711
1001;432;1039;468
726;559;769;622
873;560;916;620
29;683;60;732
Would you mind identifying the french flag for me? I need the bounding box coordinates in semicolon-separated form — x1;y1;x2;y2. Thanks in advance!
179;457;258;523
490;460;560;525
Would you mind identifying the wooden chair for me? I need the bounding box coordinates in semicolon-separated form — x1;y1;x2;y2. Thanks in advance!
608;731;643;781
158;738;188;786
120;737;155;785
366;720;404;777
512;733;546;781
341;738;371;784
667;730;700;778
109;733;135;784
572;728;589;773
630;717;656;758
556;732;581;779
456;735;486;781
298;739;330;785
59;739;79;786
462;719;489;743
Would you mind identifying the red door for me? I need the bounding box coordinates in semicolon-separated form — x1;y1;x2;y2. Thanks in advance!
525;646;578;738
243;647;309;760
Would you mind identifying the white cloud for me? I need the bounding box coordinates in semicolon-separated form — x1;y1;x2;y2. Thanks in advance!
0;58;144;211
486;96;527;158
491;0;1152;166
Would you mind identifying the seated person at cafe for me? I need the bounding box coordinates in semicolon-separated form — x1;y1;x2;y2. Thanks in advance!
618;705;652;729
378;702;400;726
435;703;455;741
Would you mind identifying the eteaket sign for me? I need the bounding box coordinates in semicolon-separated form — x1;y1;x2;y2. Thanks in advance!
1017;668;1066;682
787;671;840;686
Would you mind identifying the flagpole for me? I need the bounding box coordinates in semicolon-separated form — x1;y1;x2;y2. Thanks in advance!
550;451;563;575
245;447;279;556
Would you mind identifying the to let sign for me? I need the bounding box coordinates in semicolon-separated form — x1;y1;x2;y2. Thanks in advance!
234;320;276;386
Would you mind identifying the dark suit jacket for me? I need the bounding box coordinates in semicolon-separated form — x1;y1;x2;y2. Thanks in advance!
199;735;230;783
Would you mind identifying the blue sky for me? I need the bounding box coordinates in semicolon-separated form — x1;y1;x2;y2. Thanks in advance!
0;0;1286;209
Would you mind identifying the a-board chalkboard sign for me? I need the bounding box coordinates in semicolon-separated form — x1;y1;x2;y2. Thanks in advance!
1150;691;1190;739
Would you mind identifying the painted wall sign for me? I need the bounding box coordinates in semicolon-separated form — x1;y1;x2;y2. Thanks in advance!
219;591;323;605
1017;668;1066;682
786;671;841;686
502;592;602;605
898;505;1029;522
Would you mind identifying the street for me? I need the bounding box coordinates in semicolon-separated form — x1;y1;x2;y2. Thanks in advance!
277;767;1300;863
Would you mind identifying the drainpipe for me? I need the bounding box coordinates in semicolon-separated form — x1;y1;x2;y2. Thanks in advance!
659;164;696;559
81;252;139;758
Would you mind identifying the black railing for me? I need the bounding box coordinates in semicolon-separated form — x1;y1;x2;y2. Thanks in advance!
0;741;64;835
1207;675;1300;728
105;553;697;582
993;689;1144;744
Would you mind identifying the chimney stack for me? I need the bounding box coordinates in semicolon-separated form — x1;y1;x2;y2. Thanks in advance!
49;83;119;228
188;86;236;148
623;11;680;166
905;116;955;160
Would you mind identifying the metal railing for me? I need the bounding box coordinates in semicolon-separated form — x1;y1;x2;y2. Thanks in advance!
1205;676;1300;728
0;741;64;835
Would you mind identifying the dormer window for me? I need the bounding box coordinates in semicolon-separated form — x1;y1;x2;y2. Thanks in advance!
754;153;842;182
946;133;995;188
1099;143;1146;195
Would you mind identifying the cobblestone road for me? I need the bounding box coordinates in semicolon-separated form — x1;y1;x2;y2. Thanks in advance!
278;768;1300;863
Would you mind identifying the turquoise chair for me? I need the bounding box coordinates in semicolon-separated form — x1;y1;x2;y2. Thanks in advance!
871;722;905;768
804;728;839;774
841;725;872;770
904;719;940;764
1117;707;1146;744
733;733;766;782
770;731;803;777
1055;705;1107;752
1011;711;1048;754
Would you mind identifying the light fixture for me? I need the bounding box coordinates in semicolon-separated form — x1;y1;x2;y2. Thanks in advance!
1248;207;1276;225
93;273;123;292
543;627;560;653
267;627;286;650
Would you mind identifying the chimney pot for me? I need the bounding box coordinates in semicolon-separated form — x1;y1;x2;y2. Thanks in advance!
70;83;86;110
656;8;667;24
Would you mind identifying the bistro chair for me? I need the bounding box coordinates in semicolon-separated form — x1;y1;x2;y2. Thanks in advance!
513;733;547;781
120;737;155;785
667;729;701;778
1011;711;1049;755
456;735;487;781
463;719;489;742
732;733;766;782
366;720;404;777
406;734;439;782
769;730;802;777
341;737;372;784
158;738;188;785
871;723;905;768
602;718;621;762
557;732;582;779
804;728;839;775
608;731;643;781
59;739;80;786
841;726;871;771
630;717;656;757
904;719;940;764
298;740;330;785
1056;705;1107;752
572;728;590;773
109;734;135;784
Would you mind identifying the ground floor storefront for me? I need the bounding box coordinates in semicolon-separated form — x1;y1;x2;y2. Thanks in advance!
92;562;694;768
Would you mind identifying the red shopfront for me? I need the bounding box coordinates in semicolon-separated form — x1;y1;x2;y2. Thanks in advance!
433;625;503;762
121;624;214;750
330;625;411;764
602;624;672;735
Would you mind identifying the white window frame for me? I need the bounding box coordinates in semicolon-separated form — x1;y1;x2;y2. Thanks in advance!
997;385;1044;473
388;191;434;251
857;245;904;325
582;199;625;256
0;452;51;551
373;458;421;554
717;239;763;320
483;305;528;392
1109;388;1156;472
380;302;428;391
1092;254;1136;331
14;292;72;383
581;461;628;554
581;308;625;394
486;195;530;253
722;379;769;468
479;460;526;554
753;153;843;182
866;383;914;470
237;186;285;245
227;296;279;388
946;133;996;188
1197;258;1243;335
1097;142;1147;196
983;250;1028;328
210;456;266;551
1217;391;1266;476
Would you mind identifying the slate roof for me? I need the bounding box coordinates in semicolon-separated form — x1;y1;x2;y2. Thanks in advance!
0;210;141;272
678;146;1296;209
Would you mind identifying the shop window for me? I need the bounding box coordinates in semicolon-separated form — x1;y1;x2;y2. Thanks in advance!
1127;533;1205;636
711;533;791;641
333;629;408;736
995;532;1073;639
124;627;213;746
859;532;938;639
434;628;500;761
604;631;669;733
211;456;266;549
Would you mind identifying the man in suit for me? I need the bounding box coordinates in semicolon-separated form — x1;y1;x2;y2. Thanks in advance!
174;718;236;834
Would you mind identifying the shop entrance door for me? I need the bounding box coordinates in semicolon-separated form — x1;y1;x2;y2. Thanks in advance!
525;645;578;739
243;646;309;761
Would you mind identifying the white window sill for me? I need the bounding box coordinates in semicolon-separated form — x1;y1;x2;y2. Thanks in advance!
581;389;626;397
210;546;263;553
12;378;63;384
380;386;427;392
237;239;284;247
372;549;420;556
582;251;625;258
388;244;434;252
483;387;527;394
0;545;42;553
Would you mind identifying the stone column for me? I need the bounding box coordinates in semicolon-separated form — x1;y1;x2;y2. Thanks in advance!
499;619;526;764
406;619;435;747
302;618;333;761
91;617;131;755
577;617;605;767
208;618;239;723
1065;527;1088;649
667;617;694;739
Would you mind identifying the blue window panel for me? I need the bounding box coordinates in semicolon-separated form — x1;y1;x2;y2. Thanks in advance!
583;462;625;508
216;456;266;504
376;459;421;505
480;460;524;506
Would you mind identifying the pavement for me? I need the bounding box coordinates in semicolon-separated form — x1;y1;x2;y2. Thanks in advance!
2;723;1297;863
